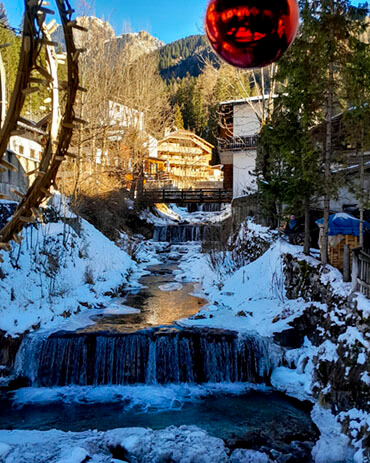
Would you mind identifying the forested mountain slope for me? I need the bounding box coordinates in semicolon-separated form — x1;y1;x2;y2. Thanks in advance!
158;35;217;80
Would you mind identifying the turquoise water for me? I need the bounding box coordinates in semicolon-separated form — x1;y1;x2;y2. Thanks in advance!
0;389;314;441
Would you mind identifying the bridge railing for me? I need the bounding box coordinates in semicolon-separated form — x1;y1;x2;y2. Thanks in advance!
142;188;233;203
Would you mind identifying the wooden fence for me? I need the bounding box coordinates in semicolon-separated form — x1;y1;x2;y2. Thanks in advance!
352;247;370;298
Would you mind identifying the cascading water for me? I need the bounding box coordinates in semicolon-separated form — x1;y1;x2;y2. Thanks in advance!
186;203;221;213
15;328;281;387
1;208;319;461
153;224;221;243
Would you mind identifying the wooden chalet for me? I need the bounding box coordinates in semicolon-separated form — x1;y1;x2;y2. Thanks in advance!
145;129;222;189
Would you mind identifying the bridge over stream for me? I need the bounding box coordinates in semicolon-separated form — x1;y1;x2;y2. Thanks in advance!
142;188;233;204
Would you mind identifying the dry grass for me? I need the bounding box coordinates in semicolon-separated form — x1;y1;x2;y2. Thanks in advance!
84;266;95;285
71;189;154;245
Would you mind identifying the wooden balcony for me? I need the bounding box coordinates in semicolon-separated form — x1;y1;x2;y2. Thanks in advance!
218;135;257;152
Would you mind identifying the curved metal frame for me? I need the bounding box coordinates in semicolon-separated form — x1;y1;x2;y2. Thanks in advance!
0;0;83;252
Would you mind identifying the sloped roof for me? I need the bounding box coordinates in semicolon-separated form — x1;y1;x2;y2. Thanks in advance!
158;129;213;153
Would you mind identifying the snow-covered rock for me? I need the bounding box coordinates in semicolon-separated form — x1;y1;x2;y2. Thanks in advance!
0;426;230;463
311;405;355;463
158;282;183;291
229;449;271;462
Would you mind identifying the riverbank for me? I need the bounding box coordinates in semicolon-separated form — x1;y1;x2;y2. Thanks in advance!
0;200;368;462
173;218;369;463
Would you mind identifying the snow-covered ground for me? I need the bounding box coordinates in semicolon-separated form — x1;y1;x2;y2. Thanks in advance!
0;198;136;337
178;239;310;336
0;425;273;463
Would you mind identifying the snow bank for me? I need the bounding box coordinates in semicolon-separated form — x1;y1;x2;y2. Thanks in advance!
271;367;311;401
107;425;229;463
0;443;11;459
175;222;369;461
311;404;355;463
179;240;309;337
338;408;370;463
0;203;136;336
229;449;270;463
0;426;231;463
140;204;181;225
56;446;90;463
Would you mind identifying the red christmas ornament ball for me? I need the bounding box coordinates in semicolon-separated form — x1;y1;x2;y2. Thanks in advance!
205;0;299;68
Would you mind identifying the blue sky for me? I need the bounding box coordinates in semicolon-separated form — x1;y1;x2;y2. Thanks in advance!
4;0;208;44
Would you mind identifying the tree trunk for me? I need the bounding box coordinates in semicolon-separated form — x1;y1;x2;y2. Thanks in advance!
304;196;310;255
129;177;136;200
136;166;145;209
276;199;282;235
321;60;334;266
343;244;350;282
359;144;364;248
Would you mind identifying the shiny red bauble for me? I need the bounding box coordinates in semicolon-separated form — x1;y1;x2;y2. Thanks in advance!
205;0;299;68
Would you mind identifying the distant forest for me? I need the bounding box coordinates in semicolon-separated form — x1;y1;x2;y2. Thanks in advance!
157;35;216;80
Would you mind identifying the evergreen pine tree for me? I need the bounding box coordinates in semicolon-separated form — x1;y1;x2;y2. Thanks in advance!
308;0;368;264
342;22;370;245
173;103;184;129
259;0;368;259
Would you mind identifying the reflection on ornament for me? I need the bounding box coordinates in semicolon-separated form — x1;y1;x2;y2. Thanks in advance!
205;0;299;68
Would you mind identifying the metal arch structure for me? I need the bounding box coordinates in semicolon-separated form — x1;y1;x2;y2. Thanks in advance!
0;0;85;257
0;51;6;129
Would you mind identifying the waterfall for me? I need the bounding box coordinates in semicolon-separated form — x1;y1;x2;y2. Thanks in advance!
153;224;204;242
153;224;221;243
186;203;221;213
15;328;281;387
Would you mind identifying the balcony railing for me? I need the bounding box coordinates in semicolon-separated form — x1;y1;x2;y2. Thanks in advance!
218;135;257;151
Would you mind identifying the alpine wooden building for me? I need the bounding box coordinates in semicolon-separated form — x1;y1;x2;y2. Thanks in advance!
145;129;222;189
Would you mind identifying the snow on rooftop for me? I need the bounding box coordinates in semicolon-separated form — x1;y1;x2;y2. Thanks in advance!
219;94;278;106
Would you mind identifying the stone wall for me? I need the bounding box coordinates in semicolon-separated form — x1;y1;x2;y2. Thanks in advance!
283;254;370;456
0;331;24;378
232;194;271;231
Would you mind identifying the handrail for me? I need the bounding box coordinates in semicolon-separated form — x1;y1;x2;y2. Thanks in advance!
0;0;82;246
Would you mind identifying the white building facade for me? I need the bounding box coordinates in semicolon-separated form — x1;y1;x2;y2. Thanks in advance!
218;97;266;198
0;130;43;200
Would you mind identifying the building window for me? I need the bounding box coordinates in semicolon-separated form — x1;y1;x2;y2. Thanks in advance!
30;149;35;159
19;145;24;155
